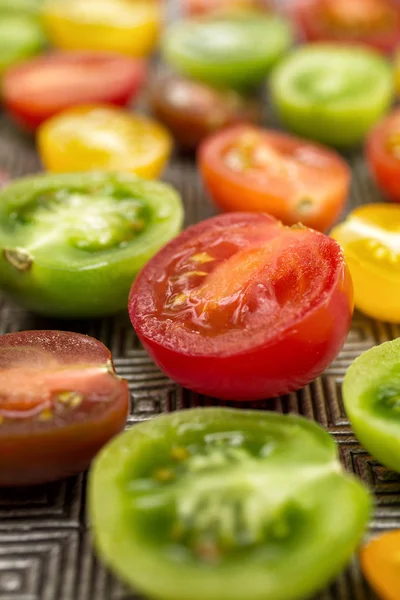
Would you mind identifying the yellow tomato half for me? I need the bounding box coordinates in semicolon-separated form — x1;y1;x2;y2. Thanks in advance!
331;204;400;323
42;0;162;57
360;530;400;600
37;104;172;179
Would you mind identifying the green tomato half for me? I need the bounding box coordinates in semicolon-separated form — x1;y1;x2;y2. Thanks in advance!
0;171;183;318
270;44;394;148
89;408;371;600
0;14;46;73
162;11;293;89
343;338;400;473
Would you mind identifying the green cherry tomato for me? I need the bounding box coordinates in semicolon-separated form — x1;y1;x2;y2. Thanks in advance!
343;338;400;473
0;14;45;73
271;44;394;147
89;408;371;600
162;11;293;89
0;172;183;318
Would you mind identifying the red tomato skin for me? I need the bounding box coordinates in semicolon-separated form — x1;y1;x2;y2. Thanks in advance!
0;331;130;486
366;109;400;202
288;0;400;53
198;126;350;232
129;213;353;401
3;52;148;131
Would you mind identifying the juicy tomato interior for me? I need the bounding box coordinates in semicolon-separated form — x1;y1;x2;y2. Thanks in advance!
360;530;400;600
366;108;400;202
199;126;350;231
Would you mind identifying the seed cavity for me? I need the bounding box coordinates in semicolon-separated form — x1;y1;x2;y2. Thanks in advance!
171;446;190;461
38;408;53;421
57;391;83;409
191;252;214;264
154;468;175;483
3;248;33;272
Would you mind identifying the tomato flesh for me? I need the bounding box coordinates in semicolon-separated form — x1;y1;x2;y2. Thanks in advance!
129;212;353;401
199;126;350;231
3;52;148;131
0;330;129;486
365;108;400;202
360;530;400;600
89;408;371;600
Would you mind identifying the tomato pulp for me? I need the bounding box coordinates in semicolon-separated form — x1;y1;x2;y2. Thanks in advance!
3;52;147;131
0;330;129;486
199;126;350;231
129;213;353;401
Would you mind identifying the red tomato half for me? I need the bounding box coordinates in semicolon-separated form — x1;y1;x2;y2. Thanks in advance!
366;108;400;202
129;213;353;401
198;126;350;231
2;52;148;131
289;0;400;53
0;330;129;486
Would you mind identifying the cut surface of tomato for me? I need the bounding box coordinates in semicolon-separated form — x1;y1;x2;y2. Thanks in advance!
360;530;400;600
366;107;400;202
3;52;147;131
129;212;353;400
0;330;129;486
289;0;400;53
199;125;350;231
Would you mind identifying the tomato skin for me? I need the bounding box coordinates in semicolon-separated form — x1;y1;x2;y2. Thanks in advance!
366;108;400;202
360;530;400;600
199;126;350;231
3;52;148;131
289;0;400;54
129;212;353;401
0;330;129;486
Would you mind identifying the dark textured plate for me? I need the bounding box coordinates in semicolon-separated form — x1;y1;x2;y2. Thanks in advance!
0;4;393;598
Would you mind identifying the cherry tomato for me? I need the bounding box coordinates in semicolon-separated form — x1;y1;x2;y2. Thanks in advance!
0;172;183;317
129;212;353;401
3;52;148;131
162;11;293;89
0;330;129;486
182;0;268;16
360;530;400;600
0;13;45;74
199;126;350;231
42;0;161;57
89;407;371;600
343;337;400;473
271;44;394;147
365;108;400;202
289;0;400;54
37;105;172;178
331;204;400;323
150;75;260;151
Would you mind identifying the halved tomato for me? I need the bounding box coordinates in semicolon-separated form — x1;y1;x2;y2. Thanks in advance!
366;107;400;202
198;126;350;231
360;530;400;600
129;212;353;401
2;52;147;131
289;0;400;53
0;330;129;486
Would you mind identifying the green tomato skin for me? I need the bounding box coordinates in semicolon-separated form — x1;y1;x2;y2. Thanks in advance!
0;14;46;73
162;13;293;89
343;338;400;473
0;172;183;318
89;408;371;600
270;45;394;148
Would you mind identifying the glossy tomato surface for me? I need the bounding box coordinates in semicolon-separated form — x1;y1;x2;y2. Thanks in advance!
42;0;161;57
0;330;129;486
343;337;400;473
199;126;350;231
150;75;260;150
360;530;400;600
182;0;268;16
331;204;400;322
37;104;172;178
3;52;147;131
89;408;371;600
129;213;353;401
366;108;400;201
289;0;400;53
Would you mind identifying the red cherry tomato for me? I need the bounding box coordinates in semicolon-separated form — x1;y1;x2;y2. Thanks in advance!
289;0;400;53
2;52;147;131
129;212;353;401
0;330;129;486
366;108;400;202
198;126;350;231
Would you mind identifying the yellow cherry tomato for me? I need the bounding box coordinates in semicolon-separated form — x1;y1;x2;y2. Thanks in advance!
360;530;400;600
331;204;400;323
37;104;172;179
42;0;162;57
